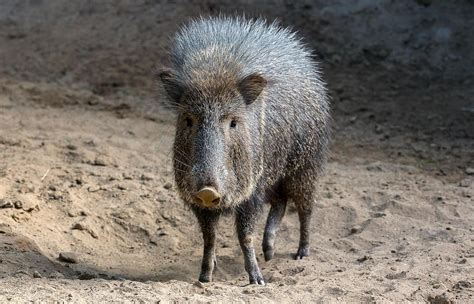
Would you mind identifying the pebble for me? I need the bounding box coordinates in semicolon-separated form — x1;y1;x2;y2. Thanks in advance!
140;174;153;181
164;182;173;190
87;186;102;193
58;252;79;263
123;173;133;180
93;156;107;166
66;144;77;150
33;271;42;278
350;225;362;234
14;200;23;209
465;167;474;175
72;222;87;230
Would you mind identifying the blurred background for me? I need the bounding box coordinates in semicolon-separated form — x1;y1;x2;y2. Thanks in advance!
0;1;473;302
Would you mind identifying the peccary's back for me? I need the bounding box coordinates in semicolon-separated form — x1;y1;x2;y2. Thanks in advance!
170;17;318;87
170;17;330;188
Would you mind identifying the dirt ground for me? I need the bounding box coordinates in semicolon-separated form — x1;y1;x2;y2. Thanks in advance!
0;1;473;303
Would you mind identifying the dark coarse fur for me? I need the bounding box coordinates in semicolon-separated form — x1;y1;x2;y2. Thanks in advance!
159;16;330;285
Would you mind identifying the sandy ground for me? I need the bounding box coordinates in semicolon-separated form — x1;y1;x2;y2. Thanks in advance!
0;1;473;303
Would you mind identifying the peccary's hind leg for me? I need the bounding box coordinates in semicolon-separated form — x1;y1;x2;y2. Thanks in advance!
295;202;312;259
288;181;315;260
262;196;287;261
192;207;220;282
236;197;265;285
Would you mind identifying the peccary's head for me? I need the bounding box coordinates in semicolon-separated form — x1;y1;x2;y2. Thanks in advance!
160;69;266;209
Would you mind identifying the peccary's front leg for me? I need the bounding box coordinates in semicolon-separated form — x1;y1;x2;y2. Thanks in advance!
192;207;220;283
235;199;264;285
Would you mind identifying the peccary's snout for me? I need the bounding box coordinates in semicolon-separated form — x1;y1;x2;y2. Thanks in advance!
191;121;225;208
194;187;221;207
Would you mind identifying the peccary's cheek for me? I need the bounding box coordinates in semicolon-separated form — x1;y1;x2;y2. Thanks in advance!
228;126;252;195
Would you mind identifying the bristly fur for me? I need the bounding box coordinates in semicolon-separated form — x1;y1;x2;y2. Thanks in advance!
160;15;331;285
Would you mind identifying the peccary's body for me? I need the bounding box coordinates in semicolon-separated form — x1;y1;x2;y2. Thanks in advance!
160;16;330;285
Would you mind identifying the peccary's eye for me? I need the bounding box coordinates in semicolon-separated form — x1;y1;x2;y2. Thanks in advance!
230;119;237;128
185;117;193;127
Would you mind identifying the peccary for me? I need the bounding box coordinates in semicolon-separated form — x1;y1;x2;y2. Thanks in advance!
159;16;330;285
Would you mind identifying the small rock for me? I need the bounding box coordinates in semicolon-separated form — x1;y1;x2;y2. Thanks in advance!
164;182;173;190
14;200;23;209
33;271;42;278
88;230;99;239
93;156;107;166
117;184;127;190
350;225;362;234
466;167;474;175
349;116;357;123
58;252;78;263
66;144;77;150
87;186;101;193
72;222;87;231
67;210;78;217
140;174;153;181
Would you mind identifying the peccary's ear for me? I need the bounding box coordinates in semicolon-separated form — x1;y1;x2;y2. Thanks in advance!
238;73;267;105
159;69;183;102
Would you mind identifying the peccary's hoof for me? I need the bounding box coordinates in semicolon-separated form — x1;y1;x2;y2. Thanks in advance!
249;276;265;286
295;246;310;260
263;249;274;261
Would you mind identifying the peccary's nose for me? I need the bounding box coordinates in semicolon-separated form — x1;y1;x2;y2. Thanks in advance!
194;187;221;207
